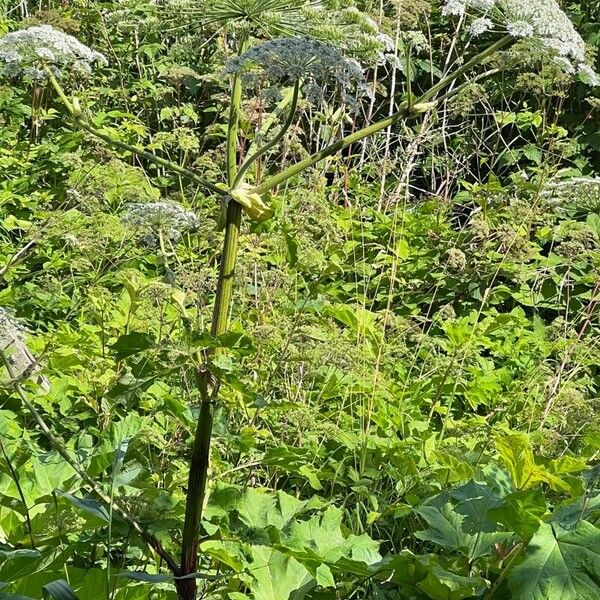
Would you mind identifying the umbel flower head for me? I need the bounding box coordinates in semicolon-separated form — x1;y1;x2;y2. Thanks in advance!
0;25;106;79
121;201;200;244
443;0;599;85
541;177;600;212
225;37;368;107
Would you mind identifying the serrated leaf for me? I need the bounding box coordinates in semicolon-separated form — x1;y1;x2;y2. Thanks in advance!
495;431;570;492
248;546;314;600
58;492;109;522
417;564;487;600
509;521;600;600
111;332;156;359
488;488;547;539
415;502;509;561
315;564;335;588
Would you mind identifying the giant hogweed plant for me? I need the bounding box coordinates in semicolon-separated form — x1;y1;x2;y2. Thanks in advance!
0;1;598;598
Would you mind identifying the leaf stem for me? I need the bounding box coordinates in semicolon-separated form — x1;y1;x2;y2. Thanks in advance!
250;35;512;196
233;79;300;188
44;68;226;198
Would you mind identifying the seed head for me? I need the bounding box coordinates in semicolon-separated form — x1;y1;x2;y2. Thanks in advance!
225;37;368;108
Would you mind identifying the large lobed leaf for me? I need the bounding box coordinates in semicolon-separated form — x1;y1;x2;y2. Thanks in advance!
509;521;600;600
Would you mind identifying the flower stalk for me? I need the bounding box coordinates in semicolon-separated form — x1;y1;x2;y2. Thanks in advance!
177;37;248;600
33;30;515;600
250;35;512;197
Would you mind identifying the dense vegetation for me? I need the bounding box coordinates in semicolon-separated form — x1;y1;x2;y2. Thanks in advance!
1;0;600;598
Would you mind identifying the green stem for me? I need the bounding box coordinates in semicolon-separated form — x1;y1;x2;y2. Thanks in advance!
250;35;512;196
45;69;226;198
226;53;246;186
419;36;510;102
244;86;298;160
406;45;412;111
210;203;243;337
178;38;248;599
0;439;35;549
486;543;523;599
233;80;300;188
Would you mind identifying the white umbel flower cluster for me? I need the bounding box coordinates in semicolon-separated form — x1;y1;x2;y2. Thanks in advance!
541;177;600;211
121;201;200;244
225;37;368;108
469;17;494;37
442;0;599;85
0;25;106;79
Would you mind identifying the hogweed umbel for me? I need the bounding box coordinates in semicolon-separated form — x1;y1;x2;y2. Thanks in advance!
0;25;106;79
445;0;600;84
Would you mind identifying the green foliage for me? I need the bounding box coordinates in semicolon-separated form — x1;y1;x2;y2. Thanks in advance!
1;0;600;599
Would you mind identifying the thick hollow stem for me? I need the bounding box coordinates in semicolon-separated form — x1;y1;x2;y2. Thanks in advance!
250;35;512;196
177;201;242;600
226;58;245;186
210;202;243;337
176;381;215;600
178;44;247;597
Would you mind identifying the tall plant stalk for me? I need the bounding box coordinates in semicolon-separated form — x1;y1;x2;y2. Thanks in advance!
44;33;513;600
177;37;247;600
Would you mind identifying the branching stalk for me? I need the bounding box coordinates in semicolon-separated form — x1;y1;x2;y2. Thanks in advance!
250;35;512;196
45;69;226;198
178;37;248;600
233;80;300;188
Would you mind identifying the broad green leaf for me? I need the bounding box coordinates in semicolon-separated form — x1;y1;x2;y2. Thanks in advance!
42;580;80;600
236;488;306;532
32;452;77;497
315;564;335;588
495;431;569;492
448;480;502;534
415;502;508;561
552;494;600;529
417;564;487;600
248;546;314;600
488;488;548;539
0;548;42;582
58;492;109;522
200;540;246;572
111;332;156;359
324;303;380;346
285;507;380;566
509;521;600;600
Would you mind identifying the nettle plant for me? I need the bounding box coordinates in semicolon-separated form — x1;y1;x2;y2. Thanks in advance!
0;1;597;598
